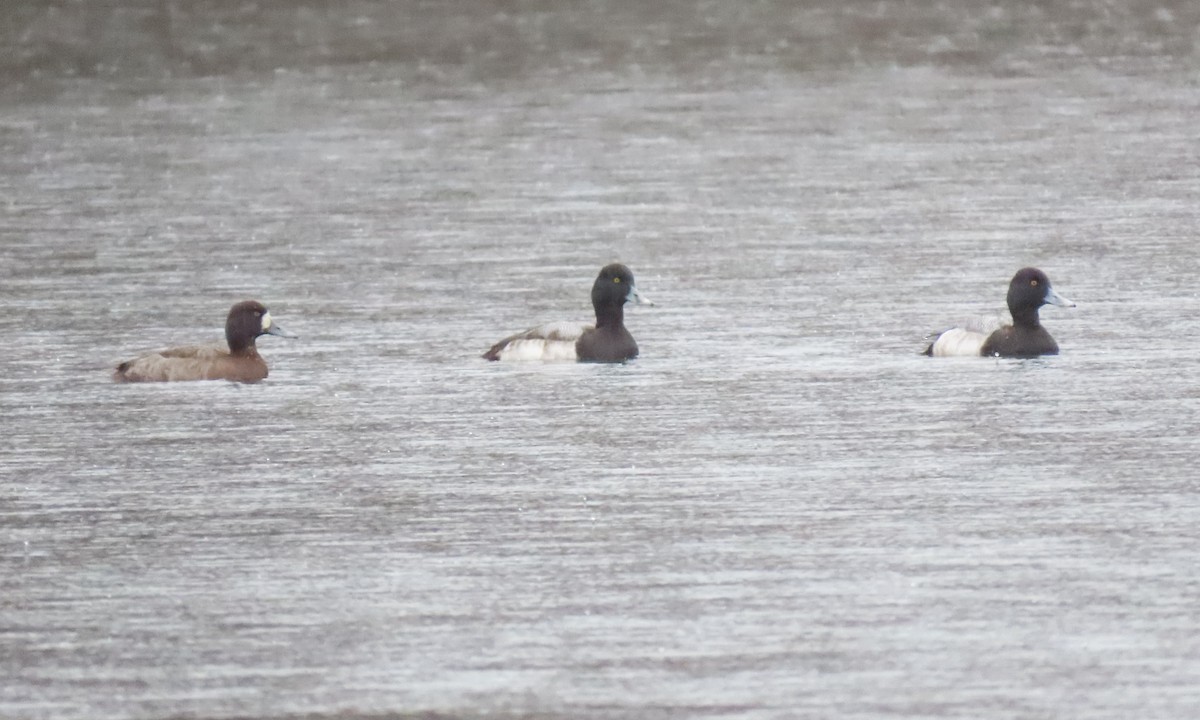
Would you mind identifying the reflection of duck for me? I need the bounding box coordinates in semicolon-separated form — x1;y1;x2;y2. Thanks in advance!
114;300;294;383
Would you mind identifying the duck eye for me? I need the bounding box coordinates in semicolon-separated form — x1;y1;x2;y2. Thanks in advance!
1030;280;1038;287
613;277;621;283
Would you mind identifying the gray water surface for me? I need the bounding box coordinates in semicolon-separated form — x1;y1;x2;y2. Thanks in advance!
3;3;1200;719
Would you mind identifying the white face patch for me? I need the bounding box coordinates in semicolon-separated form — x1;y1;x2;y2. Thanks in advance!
261;312;272;332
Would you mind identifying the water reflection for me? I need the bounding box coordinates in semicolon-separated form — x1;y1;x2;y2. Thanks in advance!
5;1;1199;78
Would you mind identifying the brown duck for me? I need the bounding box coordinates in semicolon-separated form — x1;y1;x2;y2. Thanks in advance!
114;300;294;383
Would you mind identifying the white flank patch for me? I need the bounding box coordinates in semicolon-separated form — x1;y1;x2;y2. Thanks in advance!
497;338;578;362
494;321;588;362
930;328;988;357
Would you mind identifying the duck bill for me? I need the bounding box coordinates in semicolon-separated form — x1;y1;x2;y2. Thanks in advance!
1044;286;1075;308
265;322;297;338
627;285;654;306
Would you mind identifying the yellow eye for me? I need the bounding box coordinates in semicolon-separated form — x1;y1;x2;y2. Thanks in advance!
613;277;621;283
1031;280;1038;287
